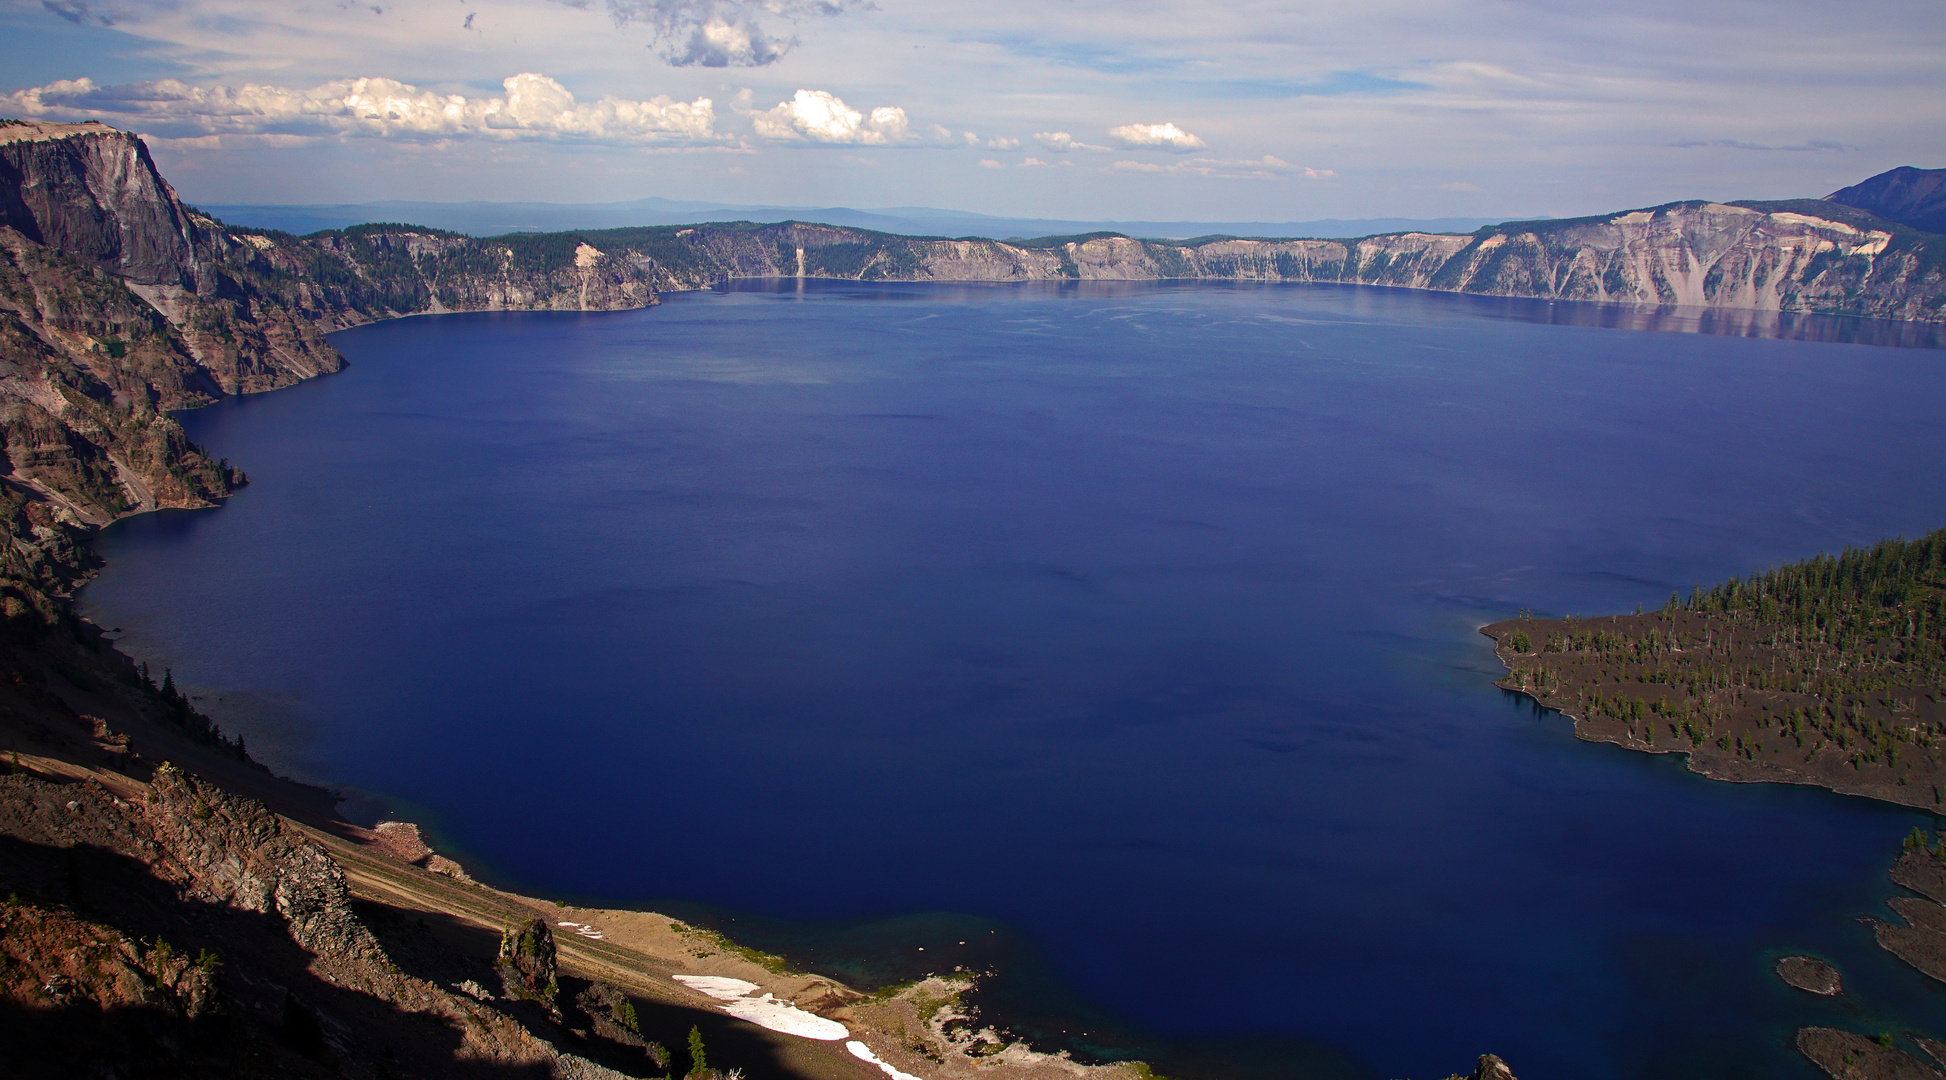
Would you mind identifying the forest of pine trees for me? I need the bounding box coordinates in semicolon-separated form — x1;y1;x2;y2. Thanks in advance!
1485;528;1946;808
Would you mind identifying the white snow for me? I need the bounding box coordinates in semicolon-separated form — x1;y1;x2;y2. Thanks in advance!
671;974;849;1041
673;975;762;999
847;1040;926;1080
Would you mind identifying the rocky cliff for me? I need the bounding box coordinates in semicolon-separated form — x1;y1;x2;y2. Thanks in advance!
569;201;1944;323
0;120;663;616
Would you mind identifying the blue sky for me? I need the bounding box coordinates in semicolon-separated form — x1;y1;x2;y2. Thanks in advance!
2;0;1941;220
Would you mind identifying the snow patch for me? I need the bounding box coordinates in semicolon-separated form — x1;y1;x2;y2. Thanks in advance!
672;974;849;1040
847;1040;927;1080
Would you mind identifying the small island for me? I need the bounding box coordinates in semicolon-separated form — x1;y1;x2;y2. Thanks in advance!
1776;956;1844;996
1481;530;1946;809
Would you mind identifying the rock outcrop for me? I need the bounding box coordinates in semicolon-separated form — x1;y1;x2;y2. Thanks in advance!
0;767;571;1078
499;915;561;1006
1446;1054;1518;1080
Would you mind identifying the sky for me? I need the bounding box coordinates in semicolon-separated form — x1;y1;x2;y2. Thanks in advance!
1;0;1941;221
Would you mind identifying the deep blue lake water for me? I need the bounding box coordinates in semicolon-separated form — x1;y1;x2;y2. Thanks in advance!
80;281;1946;1080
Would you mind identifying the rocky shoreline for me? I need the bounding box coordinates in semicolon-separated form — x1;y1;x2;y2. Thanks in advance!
1478;536;1946;1079
0;590;1188;1080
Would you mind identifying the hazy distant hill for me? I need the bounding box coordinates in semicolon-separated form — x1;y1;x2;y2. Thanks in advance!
201;197;1507;243
1827;166;1946;235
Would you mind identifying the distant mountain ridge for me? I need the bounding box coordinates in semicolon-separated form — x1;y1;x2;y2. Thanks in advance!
1827;166;1946;235
201;198;1510;243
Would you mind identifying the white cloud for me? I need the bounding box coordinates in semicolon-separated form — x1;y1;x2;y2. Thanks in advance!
1034;131;1109;153
985;136;1020;150
978;158;1005;169
753;89;917;144
1107;122;1206;152
2;0;1939;215
602;0;868;67
0;73;725;144
1111;156;1332;179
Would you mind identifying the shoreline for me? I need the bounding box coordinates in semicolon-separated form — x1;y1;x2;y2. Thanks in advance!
1477;591;1946;1080
0;613;1146;1080
1477;611;1946;814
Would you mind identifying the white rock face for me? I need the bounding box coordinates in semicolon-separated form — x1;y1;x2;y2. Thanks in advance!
649;205;1942;322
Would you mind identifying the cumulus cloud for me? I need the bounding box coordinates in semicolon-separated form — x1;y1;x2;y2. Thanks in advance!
978;158;1005;169
1112;155;1331;179
1107;122;1206;152
0;73;725;144
984;136;1019;150
752;89;919;144
602;0;865;67
1034;131;1108;153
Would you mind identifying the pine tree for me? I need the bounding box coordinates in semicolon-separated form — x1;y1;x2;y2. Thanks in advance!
688;1025;708;1076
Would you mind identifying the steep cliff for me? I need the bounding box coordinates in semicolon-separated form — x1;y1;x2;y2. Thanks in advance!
558;201;1945;323
0;120;663;616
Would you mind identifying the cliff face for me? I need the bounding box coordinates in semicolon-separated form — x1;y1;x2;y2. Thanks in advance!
0;121;662;607
0;121;199;287
1415;202;1943;321
570;202;1945;322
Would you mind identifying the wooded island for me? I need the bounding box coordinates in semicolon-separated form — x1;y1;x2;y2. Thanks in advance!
1483;530;1946;810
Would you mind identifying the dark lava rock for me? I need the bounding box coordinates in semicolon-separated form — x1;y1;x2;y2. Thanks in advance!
497;916;559;1005
1446;1054;1517;1080
574;979;645;1045
1779;956;1845;995
1798;1027;1945;1080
